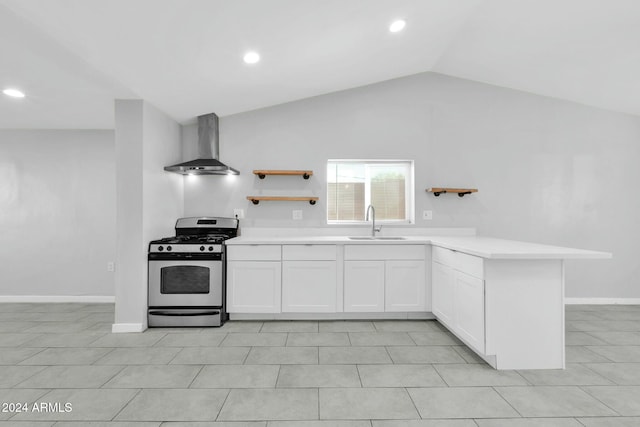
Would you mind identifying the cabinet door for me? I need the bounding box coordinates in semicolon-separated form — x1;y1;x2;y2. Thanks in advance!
432;261;455;327
344;261;385;312
385;260;426;312
454;270;485;353
282;261;337;312
226;261;281;313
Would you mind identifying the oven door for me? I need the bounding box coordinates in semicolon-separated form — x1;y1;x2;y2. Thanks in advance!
148;257;222;307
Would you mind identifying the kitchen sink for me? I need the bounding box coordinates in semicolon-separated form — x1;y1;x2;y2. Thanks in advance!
348;236;406;240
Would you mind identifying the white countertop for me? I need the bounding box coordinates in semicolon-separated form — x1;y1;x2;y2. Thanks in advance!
225;235;611;260
227;235;430;245
429;236;611;259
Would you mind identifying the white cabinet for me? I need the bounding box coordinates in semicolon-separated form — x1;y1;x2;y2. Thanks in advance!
431;246;485;354
226;242;427;316
344;261;385;312
385;260;426;312
227;261;281;313
432;246;568;370
345;244;425;260
432;261;455;326
453;270;485;352
227;245;281;261
282;245;338;313
344;245;427;313
226;245;282;313
282;261;337;312
282;245;336;261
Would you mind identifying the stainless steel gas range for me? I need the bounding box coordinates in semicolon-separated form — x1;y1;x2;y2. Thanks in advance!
147;217;238;327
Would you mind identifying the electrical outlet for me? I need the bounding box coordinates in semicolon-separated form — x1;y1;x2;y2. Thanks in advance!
423;210;433;220
107;262;115;272
233;208;245;219
292;210;303;220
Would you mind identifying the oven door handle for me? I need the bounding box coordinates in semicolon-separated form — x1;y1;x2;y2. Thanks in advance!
149;310;220;317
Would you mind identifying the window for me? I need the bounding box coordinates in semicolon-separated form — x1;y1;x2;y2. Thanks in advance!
327;160;414;223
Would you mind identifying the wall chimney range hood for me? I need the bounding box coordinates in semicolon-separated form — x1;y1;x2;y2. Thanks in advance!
164;113;239;175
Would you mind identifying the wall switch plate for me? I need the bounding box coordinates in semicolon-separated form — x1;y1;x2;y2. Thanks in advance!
233;208;245;219
107;262;115;272
293;210;303;220
423;210;433;220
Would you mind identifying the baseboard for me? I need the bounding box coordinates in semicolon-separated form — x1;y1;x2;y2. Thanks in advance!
230;312;437;321
565;298;640;305
0;295;115;303
111;323;145;333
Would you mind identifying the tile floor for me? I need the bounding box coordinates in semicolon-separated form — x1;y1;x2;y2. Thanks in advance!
1;303;640;426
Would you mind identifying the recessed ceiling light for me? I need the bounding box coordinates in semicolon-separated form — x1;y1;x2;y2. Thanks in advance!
3;88;25;98
389;19;406;33
243;51;260;64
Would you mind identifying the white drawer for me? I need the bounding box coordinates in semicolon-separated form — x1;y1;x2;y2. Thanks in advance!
454;251;484;279
227;245;281;261
345;245;425;260
432;246;456;266
282;245;337;261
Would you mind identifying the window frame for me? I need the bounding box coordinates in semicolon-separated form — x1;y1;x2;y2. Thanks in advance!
326;159;415;225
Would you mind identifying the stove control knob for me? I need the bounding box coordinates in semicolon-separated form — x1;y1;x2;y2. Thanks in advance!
167;246;172;251
200;246;205;251
208;246;214;251
158;246;164;251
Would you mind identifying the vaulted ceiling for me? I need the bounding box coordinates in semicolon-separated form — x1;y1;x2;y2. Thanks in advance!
1;0;639;129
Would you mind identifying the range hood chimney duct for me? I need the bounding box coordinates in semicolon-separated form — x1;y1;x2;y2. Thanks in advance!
164;113;239;175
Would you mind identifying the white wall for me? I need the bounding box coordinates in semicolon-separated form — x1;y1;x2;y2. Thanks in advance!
184;72;640;299
0;129;115;297
114;100;182;330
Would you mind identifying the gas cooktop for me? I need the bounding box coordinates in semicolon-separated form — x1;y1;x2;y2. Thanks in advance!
151;234;230;245
148;216;239;254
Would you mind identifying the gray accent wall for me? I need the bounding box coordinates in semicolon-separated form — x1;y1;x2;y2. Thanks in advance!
0;129;115;297
184;72;640;299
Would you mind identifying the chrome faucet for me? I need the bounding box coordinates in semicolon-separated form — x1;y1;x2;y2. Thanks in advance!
366;204;382;237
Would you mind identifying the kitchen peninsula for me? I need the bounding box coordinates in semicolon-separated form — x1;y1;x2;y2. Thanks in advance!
225;232;611;370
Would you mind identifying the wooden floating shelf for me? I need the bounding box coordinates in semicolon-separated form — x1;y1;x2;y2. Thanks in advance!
247;196;319;205
427;188;478;197
253;170;313;179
